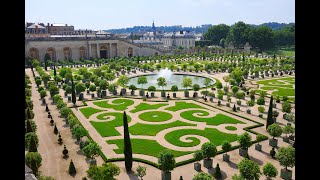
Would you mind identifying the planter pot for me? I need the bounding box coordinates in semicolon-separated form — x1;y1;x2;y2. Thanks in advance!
237;107;240;111
193;92;198;98
102;90;107;97
184;91;189;97
210;97;213;102
203;158;213;169
67;96;71;101
280;169;292;180
194;162;201;171
151;92;155;97
42;98;46;104
87;90;90;94
289;135;295;141
139;90;145;96
161;91;166;97
78;93;84;101
161;171;171;180
131;91;135;96
239;147;248;157
283;136;290;143
89;158;97;165
91;93;94;98
113;90;117;95
121;88;126;95
269;138;278;147
223;154;230;162
173;92;176;98
246;109;251;114
255;144;262;151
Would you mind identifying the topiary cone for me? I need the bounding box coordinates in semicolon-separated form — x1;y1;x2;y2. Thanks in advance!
58;133;63;144
54;124;58;135
50;118;54;125
46;104;49;112
69;159;76;175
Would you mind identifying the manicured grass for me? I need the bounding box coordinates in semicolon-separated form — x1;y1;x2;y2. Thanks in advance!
80;107;104;119
130;103;169;113
165;102;206;112
96;112;132;122
180;110;245;125
90;121;120;137
90;113;131;137
225;126;237;131
93;99;134;110
261;84;294;88
129;120;196;136
257;79;286;85
271;88;295;97
107;139;192;158
138;111;173;122
164;128;238;147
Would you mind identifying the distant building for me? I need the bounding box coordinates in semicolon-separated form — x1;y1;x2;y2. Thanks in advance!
74;29;96;35
25;23;50;38
46;23;75;35
163;30;195;49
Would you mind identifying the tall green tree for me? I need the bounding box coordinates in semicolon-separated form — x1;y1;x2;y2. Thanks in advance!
266;96;274;129
249;26;274;51
69;159;76;175
26;119;34;133
71;77;76;105
226;21;252;48
28;134;38;152
203;24;230;45
123;111;132;171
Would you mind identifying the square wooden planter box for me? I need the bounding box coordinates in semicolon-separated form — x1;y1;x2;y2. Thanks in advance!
239;147;248;157
223;154;230;162
255;144;262;151
161;171;171;180
269;138;278;147
139;90;145;96
280;169;292;180
194;162;201;171
203;158;213;169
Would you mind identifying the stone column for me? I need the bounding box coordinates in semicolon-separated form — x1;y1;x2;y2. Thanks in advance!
96;44;100;58
109;43;112;58
88;44;92;58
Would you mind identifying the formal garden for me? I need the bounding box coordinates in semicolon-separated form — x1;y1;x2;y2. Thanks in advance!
26;50;295;179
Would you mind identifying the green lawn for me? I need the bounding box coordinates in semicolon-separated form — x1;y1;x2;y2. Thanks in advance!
164;128;239;147
80;107;104;119
129;120;196;136
257;77;295;97
138;111;173;122
225;126;237;131
93;99;134;110
90;121;120;137
180;110;245;125
90;113;131;137
96;112;131;122
271;88;295;97
107;139;192;158
130;103;169;113
165;102;206;112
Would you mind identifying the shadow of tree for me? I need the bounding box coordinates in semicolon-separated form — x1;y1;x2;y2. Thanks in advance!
63;155;69;160
249;155;264;166
125;170;139;180
226;161;238;169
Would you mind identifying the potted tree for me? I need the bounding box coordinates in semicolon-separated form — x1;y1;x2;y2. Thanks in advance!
255;134;266;151
182;78;192;97
82;141;101;165
238;158;262;180
137;76;148;96
192;84;200;98
148;86;156;98
108;83;118;96
193;150;203;171
238;132;252;157
263;162;278;180
89;84;96;98
157;77;167;97
158;150;175;180
129;84;137;96
117;75;129;95
282;125;294;143
267;124;283;147
71;124;88;142
276;146;295;180
201;142;217;169
222;141;231;162
171;85;178;98
85;82;90;94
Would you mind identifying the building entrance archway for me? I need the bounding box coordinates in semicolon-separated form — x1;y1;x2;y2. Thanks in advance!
100;45;108;59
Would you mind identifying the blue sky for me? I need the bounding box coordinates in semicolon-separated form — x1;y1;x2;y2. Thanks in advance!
25;0;295;30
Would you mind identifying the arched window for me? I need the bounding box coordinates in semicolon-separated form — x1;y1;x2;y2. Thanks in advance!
79;47;86;59
63;47;72;60
46;48;56;60
29;48;39;60
128;47;133;57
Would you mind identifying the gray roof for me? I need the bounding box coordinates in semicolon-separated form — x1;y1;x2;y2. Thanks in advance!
163;31;195;38
27;23;45;29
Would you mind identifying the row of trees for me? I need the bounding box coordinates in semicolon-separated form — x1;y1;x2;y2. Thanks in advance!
203;21;295;51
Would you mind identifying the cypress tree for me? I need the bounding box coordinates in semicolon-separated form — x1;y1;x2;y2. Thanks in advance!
232;104;237;112
28;135;38;152
68;159;76;175
26;119;34;133
53;65;57;77
54;124;58;135
44;53;50;71
71;78;76;106
179;176;183;180
30;158;39;177
123;111;132;171
266;96;274;129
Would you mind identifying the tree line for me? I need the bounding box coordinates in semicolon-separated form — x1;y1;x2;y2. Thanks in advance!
200;21;295;52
